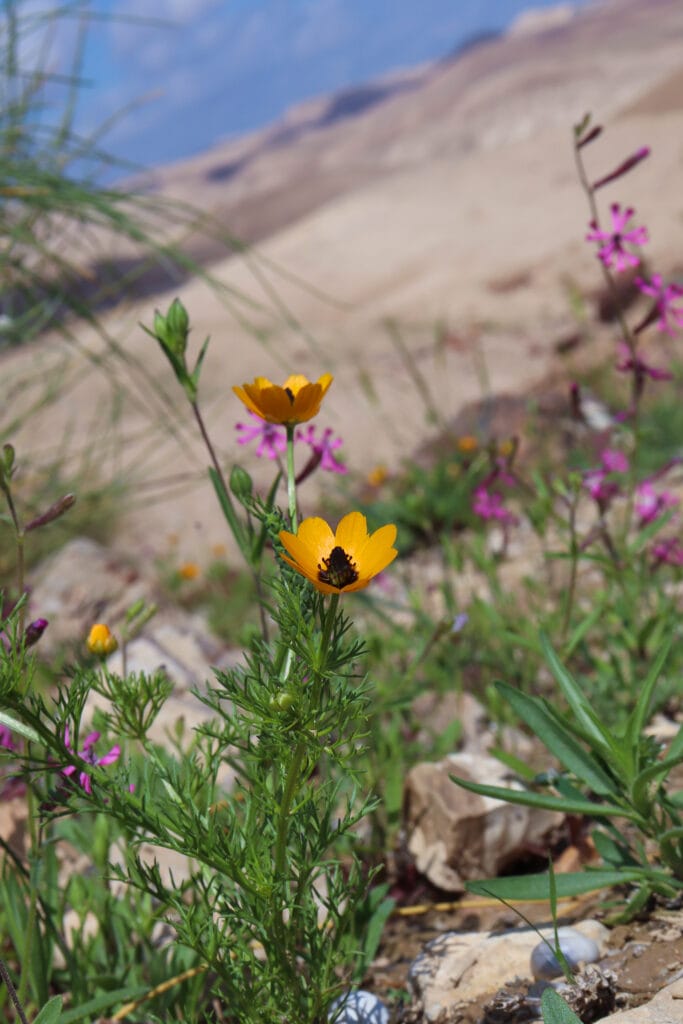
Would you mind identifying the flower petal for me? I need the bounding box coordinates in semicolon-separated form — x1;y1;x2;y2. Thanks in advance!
335;511;369;557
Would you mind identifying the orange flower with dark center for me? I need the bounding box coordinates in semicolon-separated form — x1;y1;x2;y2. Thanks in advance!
279;512;397;594
233;373;333;425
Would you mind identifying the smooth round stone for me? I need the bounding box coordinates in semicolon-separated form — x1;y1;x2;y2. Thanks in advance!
530;927;600;980
328;989;390;1024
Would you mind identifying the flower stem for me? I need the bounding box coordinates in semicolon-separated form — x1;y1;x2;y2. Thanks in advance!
286;425;298;530
191;400;270;641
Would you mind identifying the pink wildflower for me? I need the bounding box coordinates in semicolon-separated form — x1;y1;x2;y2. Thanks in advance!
62;726;120;796
584;450;628;512
0;724;15;751
635;481;678;527
651;536;683;568
586;204;647;272
235;412;286;460
473;487;519;526
635;274;683;336
296;425;347;475
601;449;629;474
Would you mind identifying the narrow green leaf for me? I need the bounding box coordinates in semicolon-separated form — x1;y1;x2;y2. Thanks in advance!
450;773;634;819
59;986;148;1024
0;710;40;744
666;722;683;764
465;867;645;902
631;748;683;809
625;637;672;755
541;633;620;759
32;996;63;1024
541;987;583;1024
496;682;617;795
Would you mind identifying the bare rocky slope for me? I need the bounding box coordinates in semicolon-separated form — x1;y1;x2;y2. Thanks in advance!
3;0;683;562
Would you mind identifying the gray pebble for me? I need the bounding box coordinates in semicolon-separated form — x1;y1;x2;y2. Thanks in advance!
530;927;600;980
328;989;390;1024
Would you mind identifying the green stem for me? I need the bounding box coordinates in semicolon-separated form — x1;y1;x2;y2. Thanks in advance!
192;400;270;641
286;424;297;530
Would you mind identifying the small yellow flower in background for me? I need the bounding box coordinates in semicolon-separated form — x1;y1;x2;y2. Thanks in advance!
211;543;227;558
233;373;333;425
366;464;388;488
279;511;397;595
86;623;118;657
457;435;478;455
179;561;201;580
498;438;516;459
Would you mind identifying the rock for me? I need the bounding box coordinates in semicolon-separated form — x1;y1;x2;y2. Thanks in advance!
28;537;148;657
408;920;609;1021
593;976;683;1022
328;990;389;1024
530;926;601;980
403;751;562;891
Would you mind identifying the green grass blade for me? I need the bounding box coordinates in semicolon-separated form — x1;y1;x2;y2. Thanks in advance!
466;867;645;901
496;681;618;795
450;773;634;819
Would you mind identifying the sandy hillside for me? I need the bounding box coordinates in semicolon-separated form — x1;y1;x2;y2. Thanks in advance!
3;0;683;565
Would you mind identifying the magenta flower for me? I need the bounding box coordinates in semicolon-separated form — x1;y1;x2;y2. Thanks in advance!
652;536;683;568
635;481;678;527
472;487;518;525
635;274;683;335
235;412;287;460
62;726;120;795
586;204;647;272
584;449;629;512
601;448;629;474
0;724;15;751
296;425;347;474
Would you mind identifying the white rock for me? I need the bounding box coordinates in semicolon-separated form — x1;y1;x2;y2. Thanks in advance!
530;926;600;980
403;751;562;891
328;990;389;1024
409;919;609;1021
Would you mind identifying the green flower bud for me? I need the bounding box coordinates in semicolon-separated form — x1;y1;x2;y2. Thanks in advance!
230;465;253;505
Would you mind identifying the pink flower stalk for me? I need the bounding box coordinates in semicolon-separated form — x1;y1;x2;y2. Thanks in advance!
62;726;120;795
473;487;519;526
235;412;287;460
652;536;683;568
635;274;683;336
296;425;347;474
616;343;672;383
635;481;678;527
584;449;629;512
586;204;647;272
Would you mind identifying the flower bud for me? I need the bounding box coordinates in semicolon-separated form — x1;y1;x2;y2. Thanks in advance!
23;618;48;649
230;465;253;504
86;623;118;657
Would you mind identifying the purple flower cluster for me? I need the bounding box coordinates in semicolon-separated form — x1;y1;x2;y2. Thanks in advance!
62;726;120;796
235;412;346;475
472;456;519;528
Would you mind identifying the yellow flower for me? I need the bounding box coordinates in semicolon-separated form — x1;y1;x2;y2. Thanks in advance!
279;511;397;594
179;561;201;580
366;464;388;488
233;373;333;425
457;435;478;455
86;623;118;657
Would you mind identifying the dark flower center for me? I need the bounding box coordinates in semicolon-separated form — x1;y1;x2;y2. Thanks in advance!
317;546;358;589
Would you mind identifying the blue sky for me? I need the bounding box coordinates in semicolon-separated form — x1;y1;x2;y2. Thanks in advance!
46;0;591;173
